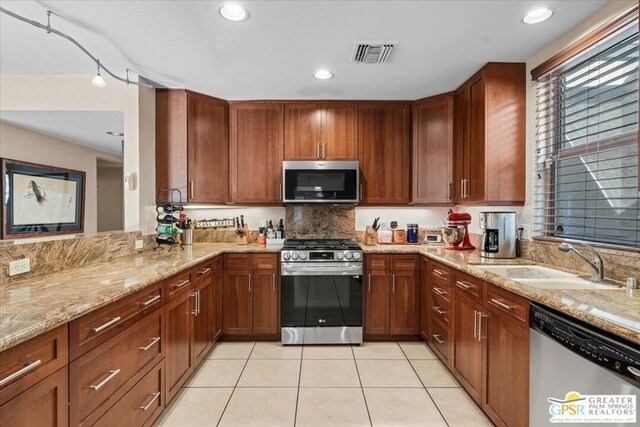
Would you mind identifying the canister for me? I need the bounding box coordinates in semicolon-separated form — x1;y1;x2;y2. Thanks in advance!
407;224;419;243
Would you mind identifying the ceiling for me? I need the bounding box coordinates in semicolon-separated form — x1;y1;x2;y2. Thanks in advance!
0;110;124;156
0;0;608;100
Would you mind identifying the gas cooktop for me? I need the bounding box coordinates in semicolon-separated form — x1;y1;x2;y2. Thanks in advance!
282;239;362;251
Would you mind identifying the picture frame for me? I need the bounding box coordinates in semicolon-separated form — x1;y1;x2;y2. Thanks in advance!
1;158;86;239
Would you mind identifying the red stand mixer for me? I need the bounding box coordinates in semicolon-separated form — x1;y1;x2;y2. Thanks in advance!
442;212;476;250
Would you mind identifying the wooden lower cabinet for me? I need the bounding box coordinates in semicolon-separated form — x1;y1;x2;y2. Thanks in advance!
223;269;253;335
193;275;215;364
419;259;430;341
252;270;279;335
0;366;68;427
452;289;484;403
389;269;420;335
165;286;195;402
365;269;391;335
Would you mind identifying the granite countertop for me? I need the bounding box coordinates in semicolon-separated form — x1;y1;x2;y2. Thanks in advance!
1;242;638;352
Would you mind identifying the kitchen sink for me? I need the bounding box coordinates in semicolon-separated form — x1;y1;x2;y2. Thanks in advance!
470;265;620;290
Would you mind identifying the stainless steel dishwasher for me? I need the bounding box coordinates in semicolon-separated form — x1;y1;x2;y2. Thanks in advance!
530;303;639;426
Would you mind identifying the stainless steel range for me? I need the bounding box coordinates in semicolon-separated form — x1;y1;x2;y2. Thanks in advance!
280;239;363;345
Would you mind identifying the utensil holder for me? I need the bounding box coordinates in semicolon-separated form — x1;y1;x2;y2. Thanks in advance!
182;229;193;245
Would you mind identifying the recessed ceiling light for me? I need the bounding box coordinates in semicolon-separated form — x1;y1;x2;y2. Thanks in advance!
106;131;124;136
313;69;334;80
219;4;249;22
523;8;553;24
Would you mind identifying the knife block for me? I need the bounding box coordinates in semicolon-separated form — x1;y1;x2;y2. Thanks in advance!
364;226;378;246
236;226;249;245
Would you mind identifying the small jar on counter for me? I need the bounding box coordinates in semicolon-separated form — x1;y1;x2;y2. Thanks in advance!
407;224;419;244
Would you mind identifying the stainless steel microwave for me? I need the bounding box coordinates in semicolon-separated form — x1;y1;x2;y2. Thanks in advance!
282;161;360;204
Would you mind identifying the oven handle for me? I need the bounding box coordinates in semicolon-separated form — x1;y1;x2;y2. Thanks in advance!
281;263;363;276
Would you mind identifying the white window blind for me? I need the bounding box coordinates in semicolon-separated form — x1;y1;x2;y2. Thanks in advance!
534;18;640;248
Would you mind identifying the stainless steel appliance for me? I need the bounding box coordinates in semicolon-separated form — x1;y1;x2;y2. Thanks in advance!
480;211;516;258
282;161;359;204
530;303;639;427
280;239;363;344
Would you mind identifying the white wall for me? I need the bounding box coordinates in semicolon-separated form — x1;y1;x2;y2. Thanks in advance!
0;122;121;234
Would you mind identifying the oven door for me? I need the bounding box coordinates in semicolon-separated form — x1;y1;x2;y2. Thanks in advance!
283;161;359;203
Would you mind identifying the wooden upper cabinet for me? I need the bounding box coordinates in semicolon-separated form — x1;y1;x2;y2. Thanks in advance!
413;94;454;205
358;102;411;204
156;89;228;203
229;102;284;204
284;101;358;160
453;63;525;205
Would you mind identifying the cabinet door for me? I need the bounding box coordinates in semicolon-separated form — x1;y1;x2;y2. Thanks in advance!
0;366;68;427
193;278;214;364
212;267;224;341
223;271;253;335
359;102;411;204
453;87;468;203
465;74;486;203
390;270;420;335
229;102;284;203
165;289;194;402
284;102;323;160
323;102;358;160
156;90;188;200
187;93;228;203
413;94;454;204
252;270;279;335
365;269;391;335
453;290;484;403
483;311;529;427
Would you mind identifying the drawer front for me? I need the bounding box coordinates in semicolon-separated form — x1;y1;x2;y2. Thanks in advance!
431;292;450;325
93;360;164;427
70;309;164;426
253;254;278;270
0;325;68;405
166;271;193;300
225;254;252;271
194;261;213;283
392;255;419;271
430;262;452;284
366;254;390;271
485;284;530;324
430;320;450;362
453;273;483;301
431;281;451;304
70;282;164;360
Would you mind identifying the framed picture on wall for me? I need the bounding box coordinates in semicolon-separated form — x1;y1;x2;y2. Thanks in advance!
1;158;85;238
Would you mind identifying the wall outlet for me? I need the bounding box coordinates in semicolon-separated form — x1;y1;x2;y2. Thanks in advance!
135;239;144;250
521;224;532;240
9;258;30;276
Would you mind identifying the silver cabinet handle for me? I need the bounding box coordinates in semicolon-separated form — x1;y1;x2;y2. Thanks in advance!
248;273;252;292
392;274;396;293
455;280;473;290
490;298;515;311
279;183;282;201
198;267;212;276
140;295;161;308
477;312;485;342
433;287;446;297
92;317;121;333
432;334;445;345
174;279;190;289
190;181;195;198
197;290;201;314
89;369;120;391
0;360;41;386
317;143;320;160
272;273;276;293
460;179;464;198
368;274;371;292
139;337;161;352
473;310;478;339
322;142;326;160
433;268;447;278
191;292;198;315
432;306;446;316
139;392;161;411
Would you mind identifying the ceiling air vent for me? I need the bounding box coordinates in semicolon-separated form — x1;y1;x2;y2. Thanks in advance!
351;42;396;63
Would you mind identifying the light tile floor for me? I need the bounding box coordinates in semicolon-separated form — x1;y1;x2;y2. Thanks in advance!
155;341;493;427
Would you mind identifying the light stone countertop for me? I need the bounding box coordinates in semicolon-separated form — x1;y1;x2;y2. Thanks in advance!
1;242;638;352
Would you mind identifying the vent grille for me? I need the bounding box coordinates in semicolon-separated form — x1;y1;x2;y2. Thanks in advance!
351;42;396;63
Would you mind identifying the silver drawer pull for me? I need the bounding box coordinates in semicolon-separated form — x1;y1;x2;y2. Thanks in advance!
433;268;447;278
198;267;212;276
0;359;42;386
455;280;474;290
140;295;161;307
139;392;161;411
433;287;447;297
174;279;190;289
432;334;445;345
89;369;120;391
490;298;515;311
432;306;446;316
92;317;121;333
139;337;161;352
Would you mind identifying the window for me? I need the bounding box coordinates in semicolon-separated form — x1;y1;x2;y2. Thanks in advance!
533;11;640;249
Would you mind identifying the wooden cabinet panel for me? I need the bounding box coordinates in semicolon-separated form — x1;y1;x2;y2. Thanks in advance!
453;290;484;404
165;288;194;402
453;87;468;202
284;102;323;160
0;366;68;427
389;270;420;335
365;270;391;335
366;254;390;271
223;270;253;335
229;102;284;204
253;253;279;270
430;318;451;364
413;94;454;205
453;273;482;302
483;309;529;427
358;102;411;204
156;90;188;198
212;265;224;341
193;276;214;365
252;270;279;335
0;325;67;406
187;93;228;203
323;102;358;160
466;74;486;203
420;258;430;341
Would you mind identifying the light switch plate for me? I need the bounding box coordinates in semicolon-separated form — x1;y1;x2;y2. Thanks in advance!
135;239;144;250
9;258;30;276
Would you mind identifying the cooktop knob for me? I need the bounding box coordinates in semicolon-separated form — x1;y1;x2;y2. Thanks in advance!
336;252;344;260
282;252;291;260
353;252;361;260
345;252;353;260
292;252;300;260
300;252;308;260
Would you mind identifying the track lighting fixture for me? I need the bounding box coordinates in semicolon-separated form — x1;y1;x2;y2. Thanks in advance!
91;61;106;88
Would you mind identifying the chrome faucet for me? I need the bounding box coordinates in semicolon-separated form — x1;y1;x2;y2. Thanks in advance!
558;243;604;282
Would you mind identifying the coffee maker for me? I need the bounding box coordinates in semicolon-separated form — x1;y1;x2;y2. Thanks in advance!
480;212;516;259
